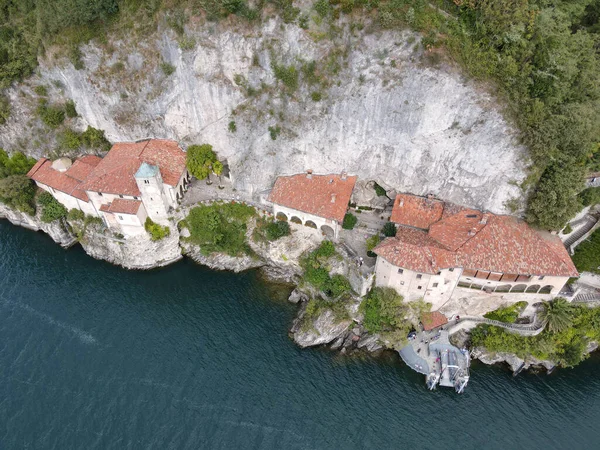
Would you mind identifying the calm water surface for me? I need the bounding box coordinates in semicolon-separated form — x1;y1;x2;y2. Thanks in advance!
1;221;599;449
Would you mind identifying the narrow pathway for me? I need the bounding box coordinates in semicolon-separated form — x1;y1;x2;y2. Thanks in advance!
564;214;599;249
448;316;545;336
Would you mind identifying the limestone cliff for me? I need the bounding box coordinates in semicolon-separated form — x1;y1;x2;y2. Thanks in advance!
0;20;526;213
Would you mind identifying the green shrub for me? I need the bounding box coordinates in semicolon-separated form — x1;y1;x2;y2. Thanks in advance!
314;0;331;18
265;219;290;240
572;228;600;274
310;91;322;101
67;208;85;221
268;125;281;140
323;274;352;298
34;85;48;96
0;149;37;178
161;62;176;76
185;202;256;256
0;95;10;125
65;100;77;118
373;182;387;197
382;221;396;237
144;217;171;241
38;191;67;222
484;302;528;323
37;101;65;128
59;129;82;150
300;240;338;293
272;62;299;91
81;126;111;151
228;120;237;132
366;234;380;252
579;187;600;207
0;175;36;215
342;213;357;229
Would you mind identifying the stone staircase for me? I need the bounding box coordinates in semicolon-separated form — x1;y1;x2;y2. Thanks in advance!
564;214;599;249
573;292;600;303
449;316;545;336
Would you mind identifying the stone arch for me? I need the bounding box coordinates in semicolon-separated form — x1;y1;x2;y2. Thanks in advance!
321;224;335;237
495;284;512;293
539;285;554;294
305;220;317;229
510;284;527;293
290;216;302;224
526;284;541;293
276;212;288;221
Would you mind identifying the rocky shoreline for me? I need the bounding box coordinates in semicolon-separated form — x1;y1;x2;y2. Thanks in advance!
0;204;584;375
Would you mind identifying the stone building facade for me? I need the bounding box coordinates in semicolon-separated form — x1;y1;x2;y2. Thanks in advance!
268;171;357;239
27;139;190;237
374;194;578;310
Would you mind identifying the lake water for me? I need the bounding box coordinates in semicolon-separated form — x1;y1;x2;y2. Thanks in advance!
1;220;599;449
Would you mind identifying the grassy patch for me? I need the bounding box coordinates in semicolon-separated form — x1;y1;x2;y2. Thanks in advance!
144;217;170;241
484;301;528;323
572;228;600;274
253;217;291;243
185;201;256;256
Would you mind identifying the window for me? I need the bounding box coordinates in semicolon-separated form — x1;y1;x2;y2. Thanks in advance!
400;281;404;285
144;180;150;184
118;215;123;220
417;286;422;290
119;195;124;199
397;268;403;274
449;268;454;272
150;198;153;201
416;274;422;279
134;196;139;200
538;276;545;280
433;283;438;288
98;192;103;196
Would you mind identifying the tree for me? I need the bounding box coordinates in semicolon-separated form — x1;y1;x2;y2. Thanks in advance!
382;221;397;237
538;298;574;333
213;160;224;189
186;144;217;183
526;160;584;230
0;175;36;215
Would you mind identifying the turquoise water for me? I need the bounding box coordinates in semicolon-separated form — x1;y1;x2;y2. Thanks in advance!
1;220;599;449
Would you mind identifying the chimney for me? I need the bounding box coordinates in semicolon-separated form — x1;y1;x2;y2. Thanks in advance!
479;213;489;225
468;228;476;236
331;193;337;203
399;199;404;207
306;169;313;179
341;171;347;181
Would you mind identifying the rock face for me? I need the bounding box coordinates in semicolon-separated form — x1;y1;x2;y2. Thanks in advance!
292;307;353;348
81;226;182;270
471;347;556;373
1;22;526;213
181;241;264;273
0;203;76;247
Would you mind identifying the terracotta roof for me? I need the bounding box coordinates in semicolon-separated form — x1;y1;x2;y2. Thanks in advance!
374;194;578;277
27;156;101;203
268;173;357;222
390;194;444;229
100;199;142;215
79;139;186;196
421;311;448;331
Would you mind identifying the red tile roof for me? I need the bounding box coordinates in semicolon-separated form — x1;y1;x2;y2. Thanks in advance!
100;199;142;215
27;155;101;202
390;194;444;229
79;139;186;196
268;173;357;222
374;194;578;277
421;311;448;331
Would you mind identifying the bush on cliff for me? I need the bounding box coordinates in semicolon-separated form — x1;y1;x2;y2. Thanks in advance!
0;175;36;215
144;217;171;241
0;149;37;178
253;217;290;243
300;240;351;298
185;201;256;256
37;191;67;223
471;302;600;368
342;213;357;230
572;228;600;275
